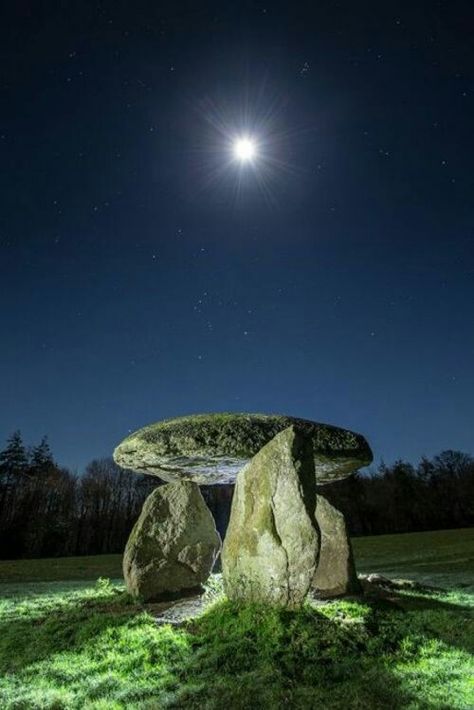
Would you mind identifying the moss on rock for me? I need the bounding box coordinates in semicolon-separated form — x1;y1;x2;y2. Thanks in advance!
114;412;372;485
221;426;320;607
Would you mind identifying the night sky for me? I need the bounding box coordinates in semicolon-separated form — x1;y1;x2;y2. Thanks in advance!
1;1;473;472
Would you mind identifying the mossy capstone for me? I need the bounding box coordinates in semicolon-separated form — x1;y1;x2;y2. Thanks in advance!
114;412;373;485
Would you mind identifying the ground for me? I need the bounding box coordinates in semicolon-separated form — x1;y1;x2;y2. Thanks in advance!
0;528;472;709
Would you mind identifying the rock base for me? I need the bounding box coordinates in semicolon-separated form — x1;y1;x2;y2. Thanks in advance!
123;481;221;601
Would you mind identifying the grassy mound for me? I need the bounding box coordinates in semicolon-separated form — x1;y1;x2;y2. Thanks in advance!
0;576;472;709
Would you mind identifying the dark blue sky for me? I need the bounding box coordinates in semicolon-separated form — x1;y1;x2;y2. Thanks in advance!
1;1;473;472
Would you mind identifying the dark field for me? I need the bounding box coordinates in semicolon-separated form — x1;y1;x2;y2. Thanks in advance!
1;527;472;587
352;527;474;589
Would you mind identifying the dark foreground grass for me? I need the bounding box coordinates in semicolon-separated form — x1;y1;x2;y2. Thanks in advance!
0;577;472;709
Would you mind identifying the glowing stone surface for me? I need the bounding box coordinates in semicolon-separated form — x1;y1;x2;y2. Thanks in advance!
113;413;373;485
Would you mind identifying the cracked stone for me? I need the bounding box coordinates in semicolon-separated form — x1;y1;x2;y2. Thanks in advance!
221;426;320;608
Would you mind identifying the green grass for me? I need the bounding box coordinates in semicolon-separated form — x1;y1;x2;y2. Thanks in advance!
0;579;472;709
352;527;474;590
1;527;472;588
0;529;473;709
0;554;123;584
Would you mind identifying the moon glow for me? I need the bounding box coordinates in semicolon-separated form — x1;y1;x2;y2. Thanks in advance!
233;137;257;162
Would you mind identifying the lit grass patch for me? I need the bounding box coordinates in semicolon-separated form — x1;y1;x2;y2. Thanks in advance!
0;529;473;709
0;580;190;708
169;591;473;709
0;576;472;709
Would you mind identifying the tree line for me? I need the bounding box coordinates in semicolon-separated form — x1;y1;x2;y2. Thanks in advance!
0;431;472;559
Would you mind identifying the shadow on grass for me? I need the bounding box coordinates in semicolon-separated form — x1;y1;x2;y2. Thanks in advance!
163;594;473;709
359;578;474;620
0;592;137;674
378;592;474;616
0;586;472;709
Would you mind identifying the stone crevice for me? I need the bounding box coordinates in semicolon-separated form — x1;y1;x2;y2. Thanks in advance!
222;426;321;608
270;489;290;605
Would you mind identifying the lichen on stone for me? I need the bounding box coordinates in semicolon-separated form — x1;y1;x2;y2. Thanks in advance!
221;426;321;607
114;412;373;485
123;480;221;601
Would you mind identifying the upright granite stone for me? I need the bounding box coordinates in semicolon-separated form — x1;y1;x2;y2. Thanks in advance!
222;426;320;608
312;494;361;597
123;481;221;601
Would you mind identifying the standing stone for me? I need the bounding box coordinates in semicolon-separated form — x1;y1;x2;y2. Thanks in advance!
312;494;361;597
123;481;221;601
222;426;320;608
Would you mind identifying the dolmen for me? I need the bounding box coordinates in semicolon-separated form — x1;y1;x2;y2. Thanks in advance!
114;413;372;606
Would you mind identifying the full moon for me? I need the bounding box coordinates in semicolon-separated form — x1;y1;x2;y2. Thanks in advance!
233;137;257;162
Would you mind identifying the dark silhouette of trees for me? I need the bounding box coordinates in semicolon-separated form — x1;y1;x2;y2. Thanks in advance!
0;433;158;559
73;458;157;556
0;430;29;504
323;450;474;536
0;431;472;560
0;431;30;557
